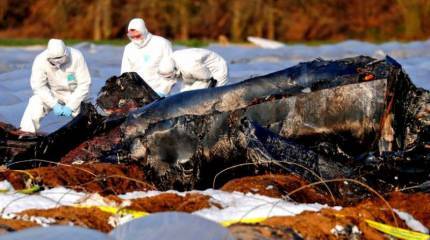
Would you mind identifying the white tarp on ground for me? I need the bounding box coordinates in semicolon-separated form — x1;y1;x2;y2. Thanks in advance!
247;36;285;49
0;181;334;224
119;189;335;223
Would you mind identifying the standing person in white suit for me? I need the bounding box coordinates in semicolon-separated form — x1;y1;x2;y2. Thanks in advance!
20;39;91;133
158;48;229;93
121;18;175;96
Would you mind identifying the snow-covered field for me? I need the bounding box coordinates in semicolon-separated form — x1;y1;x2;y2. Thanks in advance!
0;40;429;132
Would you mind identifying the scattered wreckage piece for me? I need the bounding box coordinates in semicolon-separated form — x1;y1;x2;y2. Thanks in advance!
96;72;161;115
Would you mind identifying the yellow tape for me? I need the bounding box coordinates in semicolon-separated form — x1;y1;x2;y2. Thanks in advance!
17;185;41;194
76;205;149;218
0;185;42;195
366;219;430;240
221;217;268;227
97;206;149;218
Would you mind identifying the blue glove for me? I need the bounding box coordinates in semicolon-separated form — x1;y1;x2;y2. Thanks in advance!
52;103;64;116
61;106;73;117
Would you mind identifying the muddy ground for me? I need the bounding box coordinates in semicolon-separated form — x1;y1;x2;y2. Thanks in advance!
0;163;427;239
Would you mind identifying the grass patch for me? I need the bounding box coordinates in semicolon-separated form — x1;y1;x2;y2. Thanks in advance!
174;39;211;47
288;40;340;46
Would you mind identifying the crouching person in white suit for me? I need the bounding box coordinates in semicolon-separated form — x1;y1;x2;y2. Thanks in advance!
158;48;229;93
20;39;91;133
121;18;175;96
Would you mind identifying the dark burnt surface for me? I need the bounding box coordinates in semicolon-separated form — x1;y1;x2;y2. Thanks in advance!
242;79;387;155
116;55;429;190
122;56;377;138
96;72;160;115
6;103;106;168
122;56;408;144
0;123;42;164
132;111;320;190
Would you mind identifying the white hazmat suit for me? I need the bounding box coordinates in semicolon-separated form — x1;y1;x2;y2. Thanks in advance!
20;39;91;133
158;48;229;93
121;18;175;95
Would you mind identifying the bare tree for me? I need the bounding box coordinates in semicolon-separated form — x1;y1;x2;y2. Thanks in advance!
175;0;189;40
102;0;112;39
230;0;256;41
397;0;423;39
265;0;275;39
93;2;102;40
93;0;112;40
0;0;8;22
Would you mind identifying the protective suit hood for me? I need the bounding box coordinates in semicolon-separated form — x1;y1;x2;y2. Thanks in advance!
46;39;68;68
47;39;67;58
128;18;152;48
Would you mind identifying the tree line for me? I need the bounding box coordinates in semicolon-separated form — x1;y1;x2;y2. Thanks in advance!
0;0;429;42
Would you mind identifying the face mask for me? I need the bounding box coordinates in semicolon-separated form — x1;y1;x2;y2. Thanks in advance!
48;55;67;69
128;30;147;48
127;31;142;39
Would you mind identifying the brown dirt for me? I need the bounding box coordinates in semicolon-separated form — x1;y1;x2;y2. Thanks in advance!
229;224;302;240
129;193;219;213
0;218;38;232
19;206;113;232
0;163;156;195
221;174;333;204
231;192;430;240
385;192;430;228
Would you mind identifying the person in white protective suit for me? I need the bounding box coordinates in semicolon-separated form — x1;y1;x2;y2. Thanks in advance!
121;18;175;96
20;39;91;133
158;48;229;93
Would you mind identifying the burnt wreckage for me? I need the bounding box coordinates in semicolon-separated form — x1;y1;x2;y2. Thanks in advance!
1;56;429;191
